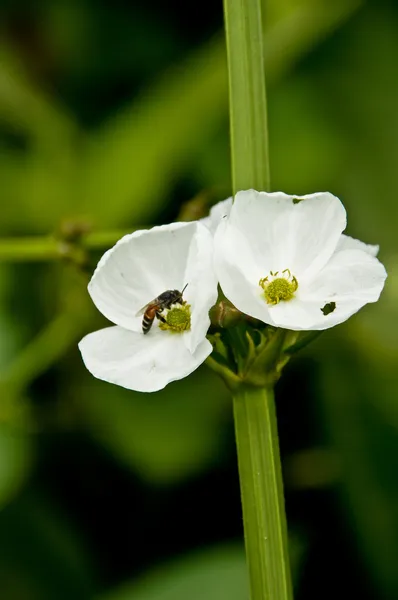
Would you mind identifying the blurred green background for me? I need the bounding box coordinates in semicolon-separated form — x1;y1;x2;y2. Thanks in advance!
0;0;397;598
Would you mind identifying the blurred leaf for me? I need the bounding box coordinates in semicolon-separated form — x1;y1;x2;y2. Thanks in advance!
0;266;32;507
100;545;248;600
0;44;76;151
78;366;230;484
339;258;398;430
0;43;80;232
317;320;398;599
0;492;94;600
81;33;227;226
81;0;362;227
99;532;307;600
0;0;362;234
0;47;79;232
0;423;31;509
0;305;90;399
263;0;362;83
44;1;180;85
271;78;344;193
0;272;92;399
0;154;75;232
292;3;398;254
0;265;26;369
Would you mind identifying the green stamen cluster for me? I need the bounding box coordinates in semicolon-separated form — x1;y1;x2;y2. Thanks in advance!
159;303;191;333
259;271;298;305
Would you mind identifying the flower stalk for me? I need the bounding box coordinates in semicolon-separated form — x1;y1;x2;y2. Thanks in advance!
223;0;270;192
0;229;138;262
233;386;293;600
223;0;293;598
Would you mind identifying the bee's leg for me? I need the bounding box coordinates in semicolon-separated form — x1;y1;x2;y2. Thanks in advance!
155;312;166;324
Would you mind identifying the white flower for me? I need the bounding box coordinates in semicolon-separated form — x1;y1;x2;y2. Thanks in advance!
201;197;233;234
214;190;387;331
79;221;218;392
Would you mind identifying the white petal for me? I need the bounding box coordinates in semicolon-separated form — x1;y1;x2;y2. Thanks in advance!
201;197;233;235
214;189;346;324
269;248;387;330
79;326;212;393
88;221;216;337
269;296;368;331
336;234;379;257
304;248;387;303
182;223;219;353
227;190;346;280
214;219;277;325
267;297;327;331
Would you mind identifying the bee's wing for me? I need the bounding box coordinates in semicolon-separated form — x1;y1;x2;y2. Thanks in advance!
135;303;149;317
135;300;156;317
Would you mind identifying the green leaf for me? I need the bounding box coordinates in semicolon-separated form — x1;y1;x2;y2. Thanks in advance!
0;45;76;150
81;35;228;226
99;545;248;600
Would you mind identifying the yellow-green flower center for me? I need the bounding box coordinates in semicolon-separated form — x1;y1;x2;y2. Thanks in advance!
159;303;191;333
259;270;298;305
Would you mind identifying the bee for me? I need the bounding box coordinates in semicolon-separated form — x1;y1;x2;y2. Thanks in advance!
136;284;188;334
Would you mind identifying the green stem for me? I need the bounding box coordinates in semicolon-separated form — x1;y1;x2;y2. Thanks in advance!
234;387;293;600
223;0;293;597
0;228;142;262
223;0;270;192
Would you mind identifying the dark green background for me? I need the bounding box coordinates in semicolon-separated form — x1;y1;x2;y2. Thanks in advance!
0;0;397;598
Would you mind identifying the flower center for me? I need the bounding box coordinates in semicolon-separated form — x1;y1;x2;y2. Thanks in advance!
259;269;298;305
159;303;191;333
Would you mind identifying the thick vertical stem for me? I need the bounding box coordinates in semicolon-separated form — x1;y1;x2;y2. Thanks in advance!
223;1;292;597
223;0;270;193
233;387;293;600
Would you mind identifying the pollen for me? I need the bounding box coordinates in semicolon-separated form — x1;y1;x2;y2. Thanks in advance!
159;303;191;333
259;269;298;305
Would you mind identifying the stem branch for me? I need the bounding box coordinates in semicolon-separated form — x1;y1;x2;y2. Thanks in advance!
0;229;141;262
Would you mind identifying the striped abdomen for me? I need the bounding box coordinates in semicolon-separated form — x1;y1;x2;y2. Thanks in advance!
142;305;159;334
